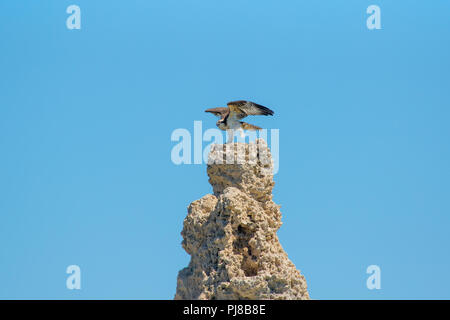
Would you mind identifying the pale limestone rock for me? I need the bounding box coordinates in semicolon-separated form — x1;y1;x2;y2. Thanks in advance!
175;139;310;300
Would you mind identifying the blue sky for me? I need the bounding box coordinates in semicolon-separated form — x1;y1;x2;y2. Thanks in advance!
0;0;449;299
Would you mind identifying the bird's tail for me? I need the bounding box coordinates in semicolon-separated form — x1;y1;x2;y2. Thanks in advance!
240;122;262;130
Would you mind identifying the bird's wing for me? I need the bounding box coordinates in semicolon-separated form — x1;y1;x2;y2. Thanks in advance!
205;107;229;119
227;100;274;120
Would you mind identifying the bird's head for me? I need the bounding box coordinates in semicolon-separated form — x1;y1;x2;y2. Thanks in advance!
216;118;226;130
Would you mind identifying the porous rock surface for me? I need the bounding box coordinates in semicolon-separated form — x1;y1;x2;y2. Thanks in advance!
175;139;310;300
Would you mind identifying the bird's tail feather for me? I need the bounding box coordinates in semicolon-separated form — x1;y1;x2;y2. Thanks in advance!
240;122;262;130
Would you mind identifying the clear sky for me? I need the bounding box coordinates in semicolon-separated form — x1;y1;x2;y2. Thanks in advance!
0;0;449;299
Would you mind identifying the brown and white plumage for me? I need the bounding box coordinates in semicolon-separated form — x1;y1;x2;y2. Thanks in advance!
205;100;274;143
226;100;274;119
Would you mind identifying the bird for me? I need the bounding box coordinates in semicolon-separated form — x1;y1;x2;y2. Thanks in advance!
205;100;274;143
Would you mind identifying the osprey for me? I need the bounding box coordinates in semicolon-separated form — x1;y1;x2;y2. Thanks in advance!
205;100;274;143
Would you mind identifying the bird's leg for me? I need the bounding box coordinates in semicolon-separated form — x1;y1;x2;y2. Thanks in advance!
227;129;234;144
239;128;245;138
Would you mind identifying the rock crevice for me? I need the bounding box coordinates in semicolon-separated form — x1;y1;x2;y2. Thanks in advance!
175;139;310;300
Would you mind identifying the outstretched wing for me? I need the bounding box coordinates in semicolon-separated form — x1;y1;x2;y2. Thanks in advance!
227;100;274;120
205;107;229;119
